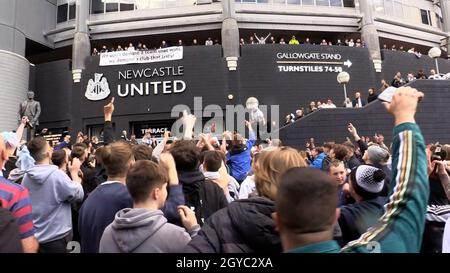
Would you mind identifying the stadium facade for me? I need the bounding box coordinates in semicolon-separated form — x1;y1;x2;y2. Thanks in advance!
1;0;450;143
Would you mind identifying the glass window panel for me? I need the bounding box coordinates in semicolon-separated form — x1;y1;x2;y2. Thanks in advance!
302;0;314;5
69;3;76;20
57;4;68;23
120;3;135;11
91;0;104;14
330;0;342;7
342;0;354;7
421;9;429;25
428;10;433;26
106;2;118;12
316;0;330;6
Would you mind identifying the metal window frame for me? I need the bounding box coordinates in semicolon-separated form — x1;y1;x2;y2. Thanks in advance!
56;2;69;23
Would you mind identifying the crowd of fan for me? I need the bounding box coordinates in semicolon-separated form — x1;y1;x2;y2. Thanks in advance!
382;44;424;57
92;35;368;54
91;34;433;59
391;69;450;87
241;33;367;47
1;87;450;254
284;86;383;126
241;34;427;57
284;68;449;126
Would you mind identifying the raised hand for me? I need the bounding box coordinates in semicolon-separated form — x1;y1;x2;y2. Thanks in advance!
182;110;196;128
181;110;196;140
104;97;115;121
347;123;357;136
178;205;198;230
68;158;82;183
159;153;179;185
382;87;424;126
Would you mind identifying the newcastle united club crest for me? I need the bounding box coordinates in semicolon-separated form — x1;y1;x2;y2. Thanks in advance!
85;73;111;101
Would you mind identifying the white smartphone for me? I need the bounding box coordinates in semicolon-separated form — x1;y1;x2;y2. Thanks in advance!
378;86;397;103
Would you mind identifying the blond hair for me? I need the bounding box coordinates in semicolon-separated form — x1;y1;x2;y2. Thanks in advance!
255;147;307;200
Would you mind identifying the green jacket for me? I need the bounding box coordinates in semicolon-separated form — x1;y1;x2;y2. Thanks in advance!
289;123;429;253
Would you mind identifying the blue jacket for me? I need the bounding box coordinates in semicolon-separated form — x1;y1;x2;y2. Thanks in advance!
226;131;256;182
23;164;84;243
310;153;326;169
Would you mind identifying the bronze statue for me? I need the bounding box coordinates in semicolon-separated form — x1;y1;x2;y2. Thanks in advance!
19;91;41;140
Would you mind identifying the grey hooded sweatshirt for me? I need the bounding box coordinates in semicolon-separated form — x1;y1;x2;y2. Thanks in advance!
99;208;199;253
23;164;84;243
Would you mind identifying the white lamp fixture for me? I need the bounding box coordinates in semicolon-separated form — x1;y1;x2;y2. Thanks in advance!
428;47;442;75
227;94;234;100
337;72;350;103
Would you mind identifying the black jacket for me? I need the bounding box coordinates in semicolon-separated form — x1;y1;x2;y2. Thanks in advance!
347;155;363;170
367;93;378;103
179;171;228;225
103;121;114;145
338;197;386;244
184;197;282;253
352;98;367;108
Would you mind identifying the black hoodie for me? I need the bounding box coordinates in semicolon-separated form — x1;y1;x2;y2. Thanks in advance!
184;197;282;253
178;171;228;226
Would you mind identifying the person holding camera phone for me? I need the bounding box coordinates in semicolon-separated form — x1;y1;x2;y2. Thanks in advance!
421;144;450;253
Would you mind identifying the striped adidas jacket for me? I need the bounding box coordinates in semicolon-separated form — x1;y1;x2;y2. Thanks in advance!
342;122;429;253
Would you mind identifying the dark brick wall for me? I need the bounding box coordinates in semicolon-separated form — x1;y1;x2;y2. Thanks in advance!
279;80;450;150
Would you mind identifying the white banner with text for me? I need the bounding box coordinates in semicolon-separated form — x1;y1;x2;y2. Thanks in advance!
99;47;183;66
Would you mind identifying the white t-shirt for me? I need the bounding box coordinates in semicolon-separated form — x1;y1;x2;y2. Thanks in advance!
443;218;450;253
239;175;256;199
